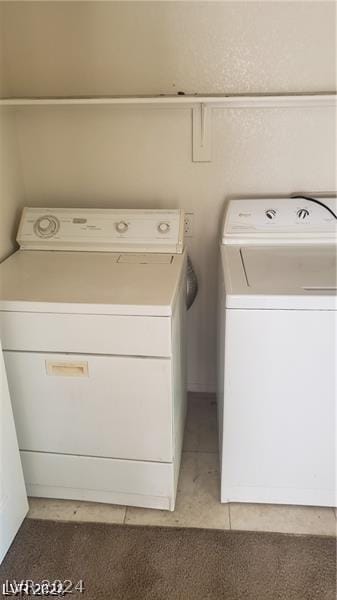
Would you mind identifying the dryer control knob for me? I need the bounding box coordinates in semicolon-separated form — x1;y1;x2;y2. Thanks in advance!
158;222;170;233
265;209;277;220
34;215;60;238
297;208;310;220
116;221;128;233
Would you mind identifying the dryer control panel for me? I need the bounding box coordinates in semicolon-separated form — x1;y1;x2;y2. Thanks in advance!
222;196;337;244
17;208;185;253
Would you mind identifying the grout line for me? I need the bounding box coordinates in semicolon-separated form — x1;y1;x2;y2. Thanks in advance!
228;503;232;529
123;507;128;525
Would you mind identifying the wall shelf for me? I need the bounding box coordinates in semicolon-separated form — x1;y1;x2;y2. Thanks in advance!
1;93;335;162
1;93;336;108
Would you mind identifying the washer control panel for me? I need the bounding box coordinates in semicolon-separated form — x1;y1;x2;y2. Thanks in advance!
264;207;313;222
18;208;185;253
223;197;337;244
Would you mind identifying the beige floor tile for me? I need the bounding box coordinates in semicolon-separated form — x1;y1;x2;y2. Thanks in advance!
183;393;218;453
74;501;126;524
125;451;230;529
27;497;126;524
230;502;337;536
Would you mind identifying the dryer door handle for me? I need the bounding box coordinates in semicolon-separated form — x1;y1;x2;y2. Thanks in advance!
45;361;89;377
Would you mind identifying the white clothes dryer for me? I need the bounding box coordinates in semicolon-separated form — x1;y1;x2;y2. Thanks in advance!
0;207;187;511
217;196;337;507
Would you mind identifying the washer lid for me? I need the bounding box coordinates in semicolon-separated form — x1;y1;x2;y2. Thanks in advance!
242;246;336;290
221;245;337;310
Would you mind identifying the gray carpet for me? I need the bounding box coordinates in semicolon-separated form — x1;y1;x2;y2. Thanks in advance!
0;519;335;600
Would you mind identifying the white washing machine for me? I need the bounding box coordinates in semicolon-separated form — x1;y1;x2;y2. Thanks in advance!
218;196;337;507
0;207;187;511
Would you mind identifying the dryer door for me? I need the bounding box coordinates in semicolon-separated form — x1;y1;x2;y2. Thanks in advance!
4;352;173;463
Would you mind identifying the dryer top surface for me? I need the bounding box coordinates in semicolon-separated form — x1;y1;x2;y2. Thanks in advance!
0;250;186;316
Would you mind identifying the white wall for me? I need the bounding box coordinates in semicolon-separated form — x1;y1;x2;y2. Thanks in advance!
1;1;336;96
1;2;336;391
0;109;25;261
0;5;25;261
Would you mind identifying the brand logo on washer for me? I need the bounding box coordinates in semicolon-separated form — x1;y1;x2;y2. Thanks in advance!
238;213;251;217
73;218;87;224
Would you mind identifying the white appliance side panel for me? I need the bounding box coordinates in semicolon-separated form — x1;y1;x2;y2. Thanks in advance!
171;259;187;495
4;352;173;463
21;451;174;511
0;339;28;565
221;308;336;507
216;255;226;468
0;312;171;357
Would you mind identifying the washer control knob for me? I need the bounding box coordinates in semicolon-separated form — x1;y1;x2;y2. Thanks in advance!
297;208;310;220
158;222;170;234
34;215;60;238
265;209;277;220
116;221;128;233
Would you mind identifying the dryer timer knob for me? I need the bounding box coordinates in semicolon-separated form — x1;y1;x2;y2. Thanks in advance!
34;215;60;238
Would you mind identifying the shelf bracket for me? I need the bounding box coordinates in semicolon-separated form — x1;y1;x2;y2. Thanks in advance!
192;103;212;162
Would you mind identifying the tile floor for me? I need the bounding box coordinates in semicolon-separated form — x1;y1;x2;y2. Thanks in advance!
27;393;336;536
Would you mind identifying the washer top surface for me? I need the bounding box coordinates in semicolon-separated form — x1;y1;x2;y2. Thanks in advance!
221;244;336;310
0;250;185;316
221;197;337;310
